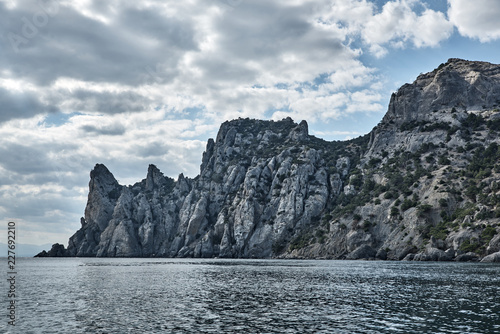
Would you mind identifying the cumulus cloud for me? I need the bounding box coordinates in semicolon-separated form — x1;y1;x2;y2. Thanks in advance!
0;0;459;128
0;1;197;86
412;9;453;47
0;0;379;124
448;0;500;42
319;0;453;58
361;0;453;56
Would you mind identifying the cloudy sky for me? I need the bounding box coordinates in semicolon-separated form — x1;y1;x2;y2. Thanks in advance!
1;0;500;247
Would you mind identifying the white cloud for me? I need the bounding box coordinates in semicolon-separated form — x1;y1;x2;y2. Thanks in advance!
326;66;377;91
314;0;456;58
361;0;453;54
289;93;349;122
368;44;389;58
345;90;384;114
312;129;363;140
448;0;500;42
413;9;453;47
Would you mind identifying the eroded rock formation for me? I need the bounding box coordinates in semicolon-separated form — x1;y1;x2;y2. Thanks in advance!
40;59;500;261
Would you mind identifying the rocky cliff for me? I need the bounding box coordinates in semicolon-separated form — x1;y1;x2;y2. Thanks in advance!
43;59;500;261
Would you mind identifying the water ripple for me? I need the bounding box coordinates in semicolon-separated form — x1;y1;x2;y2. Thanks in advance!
1;259;499;333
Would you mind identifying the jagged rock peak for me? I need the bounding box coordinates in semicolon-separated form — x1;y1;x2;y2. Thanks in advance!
89;163;119;189
383;58;500;125
91;163;113;177
200;138;215;173
294;119;309;141
200;117;309;174
146;164;167;191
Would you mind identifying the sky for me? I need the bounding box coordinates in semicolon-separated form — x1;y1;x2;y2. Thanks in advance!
1;0;500;247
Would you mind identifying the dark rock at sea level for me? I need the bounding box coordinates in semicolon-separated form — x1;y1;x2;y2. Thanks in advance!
35;243;69;257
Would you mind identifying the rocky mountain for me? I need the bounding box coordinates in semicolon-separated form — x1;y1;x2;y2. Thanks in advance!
40;58;500;261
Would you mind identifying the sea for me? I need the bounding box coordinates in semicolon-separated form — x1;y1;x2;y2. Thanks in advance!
1;258;499;333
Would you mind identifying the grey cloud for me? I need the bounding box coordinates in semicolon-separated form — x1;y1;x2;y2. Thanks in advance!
0;171;60;187
130;141;170;159
0;0;359;125
215;2;314;58
1;2;197;87
0;87;58;122
217;1;339;57
195;57;258;84
80;122;126;136
0;143;55;174
119;8;197;51
0;140;81;177
0;189;83;229
69;89;150;113
193;1;348;85
1;193;64;218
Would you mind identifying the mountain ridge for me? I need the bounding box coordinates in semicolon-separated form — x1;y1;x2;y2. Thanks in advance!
38;58;500;262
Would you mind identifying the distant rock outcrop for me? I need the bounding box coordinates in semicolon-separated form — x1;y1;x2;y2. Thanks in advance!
35;243;69;257
42;59;500;260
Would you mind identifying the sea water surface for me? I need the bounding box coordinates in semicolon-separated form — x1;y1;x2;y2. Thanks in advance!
1;258;499;333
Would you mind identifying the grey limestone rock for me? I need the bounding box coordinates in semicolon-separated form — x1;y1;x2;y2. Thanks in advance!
63;118;340;258
480;251;500;263
486;234;500;254
44;59;500;261
414;248;452;261
455;252;480;262
346;244;376;260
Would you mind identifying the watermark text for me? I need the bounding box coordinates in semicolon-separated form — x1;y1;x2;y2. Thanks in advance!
7;222;16;327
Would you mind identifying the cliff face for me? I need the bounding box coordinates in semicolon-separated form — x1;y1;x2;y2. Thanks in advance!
66;118;343;258
52;59;500;261
382;58;500;123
